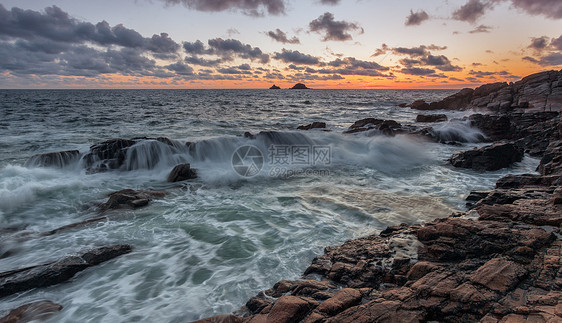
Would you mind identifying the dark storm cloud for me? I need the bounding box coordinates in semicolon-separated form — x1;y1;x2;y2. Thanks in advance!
159;0;286;16
469;25;492;33
273;49;321;65
405;10;429;26
0;5;181;54
452;0;492;23
400;67;436;76
266;29;300;44
309;12;363;41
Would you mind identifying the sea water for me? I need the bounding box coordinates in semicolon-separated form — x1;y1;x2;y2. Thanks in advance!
0;89;539;322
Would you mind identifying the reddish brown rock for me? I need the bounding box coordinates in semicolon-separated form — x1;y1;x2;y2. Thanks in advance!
167;163;197;182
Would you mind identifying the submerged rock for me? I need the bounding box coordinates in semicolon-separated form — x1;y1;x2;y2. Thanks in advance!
0;301;62;323
449;142;524;171
297;122;326;130
24;150;81;168
100;189;166;211
167;163;197;182
0;245;132;298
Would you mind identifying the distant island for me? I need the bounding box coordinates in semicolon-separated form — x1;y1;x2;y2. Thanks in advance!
269;84;280;89
290;83;310;89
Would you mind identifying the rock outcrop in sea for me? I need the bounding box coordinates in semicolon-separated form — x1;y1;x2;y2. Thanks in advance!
196;71;561;323
291;83;310;89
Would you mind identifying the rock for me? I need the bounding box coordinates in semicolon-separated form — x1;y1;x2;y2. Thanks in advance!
315;288;361;316
290;83;310;90
344;118;402;136
425;70;562;111
449;142;524;171
0;245;132;298
469;258;526;293
24;150;81;168
167;163;197;182
82;138;136;171
416;114;448;123
264;296;316;323
297;122;326;130
269;85;281;90
190;314;242;323
0;301;62;323
409;100;431;110
100;189;166;211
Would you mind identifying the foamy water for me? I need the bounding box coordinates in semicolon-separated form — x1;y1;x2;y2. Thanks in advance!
0;89;539;321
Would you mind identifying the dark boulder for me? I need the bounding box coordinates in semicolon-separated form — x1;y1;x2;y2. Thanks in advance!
297;122;326;130
100;189;166;211
24;150;81;168
449;142;524;171
409;100;431;110
167;163;197;182
416;114;448;123
0;245;132;298
269;84;281;89
0;301;62;323
290;83;310;89
344;118;402;136
468;114;513;141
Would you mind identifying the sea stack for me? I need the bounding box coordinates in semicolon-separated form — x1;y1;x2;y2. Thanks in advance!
290;83;310;89
269;84;281;89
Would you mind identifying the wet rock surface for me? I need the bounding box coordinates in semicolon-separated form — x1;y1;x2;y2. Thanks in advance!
415;114;447;123
24;150;81;168
167;163;197;182
100;189;166;211
297;122;327;130
449;142;524;171
0;245;132;298
0;300;62;323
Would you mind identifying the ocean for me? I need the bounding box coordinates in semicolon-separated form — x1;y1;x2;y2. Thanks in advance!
0;89;540;322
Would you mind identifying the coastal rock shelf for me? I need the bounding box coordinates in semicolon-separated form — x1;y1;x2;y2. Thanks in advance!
196;71;562;323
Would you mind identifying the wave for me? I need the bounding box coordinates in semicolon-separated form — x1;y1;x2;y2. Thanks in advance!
429;120;485;143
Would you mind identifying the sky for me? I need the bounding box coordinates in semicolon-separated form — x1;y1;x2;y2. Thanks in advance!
0;0;561;89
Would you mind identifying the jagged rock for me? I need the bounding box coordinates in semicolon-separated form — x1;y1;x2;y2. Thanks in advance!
24;150;81;168
415;114;447;123
0;301;62;323
449;142;524;171
167;163;197;182
0;245;132;298
100;189;166;211
269;85;281;90
291;83;310;89
297;122;326;130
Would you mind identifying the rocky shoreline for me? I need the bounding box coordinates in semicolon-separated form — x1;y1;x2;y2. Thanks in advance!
1;70;560;322
195;70;561;322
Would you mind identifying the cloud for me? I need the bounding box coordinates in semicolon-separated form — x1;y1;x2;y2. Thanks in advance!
0;5;180;54
309;12;363;41
400;67;436;76
522;56;540;63
538;52;562;66
528;36;550;52
183;40;211;55
273;49;321;65
184;56;222;66
266;29;300;44
166;61;194;75
208;38;269;63
506;0;562;19
158;0;286;16
552;35;562;50
391;45;447;57
452;0;492;23
469;25;492;33
318;0;340;5
405;10;429;26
